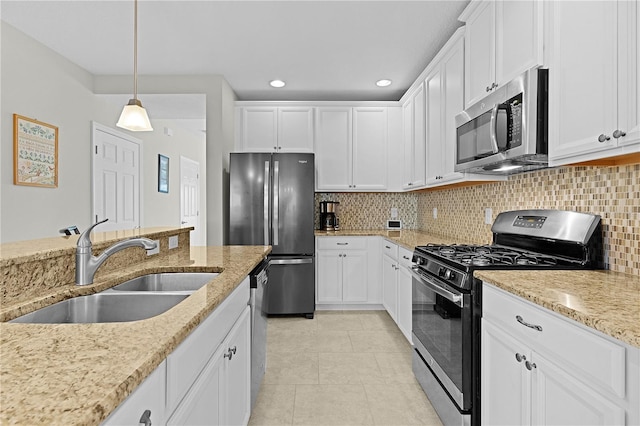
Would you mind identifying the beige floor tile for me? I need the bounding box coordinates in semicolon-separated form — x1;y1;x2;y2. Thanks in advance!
268;316;318;333
248;384;296;426
317;313;364;331
319;352;385;384
314;330;354;353
267;330;317;354
348;329;411;353
292;384;374;425
263;352;319;385
374;352;417;384
358;311;399;331
364;383;443;426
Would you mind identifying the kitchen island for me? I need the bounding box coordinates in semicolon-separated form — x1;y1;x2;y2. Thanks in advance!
0;243;270;425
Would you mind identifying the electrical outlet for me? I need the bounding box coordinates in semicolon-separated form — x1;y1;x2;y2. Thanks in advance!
433;207;438;219
485;208;493;225
147;240;160;256
390;208;398;219
169;235;179;250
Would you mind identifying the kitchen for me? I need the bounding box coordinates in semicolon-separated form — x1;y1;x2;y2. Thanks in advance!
1;0;639;425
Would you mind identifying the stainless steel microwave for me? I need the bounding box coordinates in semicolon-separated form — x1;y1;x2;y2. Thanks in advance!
454;67;549;175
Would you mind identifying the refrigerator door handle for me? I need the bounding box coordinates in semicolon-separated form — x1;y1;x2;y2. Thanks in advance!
269;258;313;265
263;161;270;245
273;160;280;246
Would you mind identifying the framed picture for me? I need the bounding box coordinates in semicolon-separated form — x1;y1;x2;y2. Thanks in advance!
13;114;58;187
158;154;169;193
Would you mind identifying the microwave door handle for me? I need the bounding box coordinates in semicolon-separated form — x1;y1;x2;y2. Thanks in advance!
489;104;500;154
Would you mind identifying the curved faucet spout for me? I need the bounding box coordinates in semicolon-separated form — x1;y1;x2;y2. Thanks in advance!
75;220;158;285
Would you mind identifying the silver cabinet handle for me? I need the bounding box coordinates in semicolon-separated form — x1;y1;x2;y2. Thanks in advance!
224;346;236;360
139;409;152;426
337;242;349;246
515;353;526;363
598;134;611;142
525;361;537;370
486;86;491;92
385;245;391;249
516;315;543;331
613;129;626;138
402;256;410;260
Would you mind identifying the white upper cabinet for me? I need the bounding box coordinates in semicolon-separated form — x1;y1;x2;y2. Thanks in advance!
402;84;426;189
460;0;543;108
236;106;314;152
548;0;639;165
315;107;388;191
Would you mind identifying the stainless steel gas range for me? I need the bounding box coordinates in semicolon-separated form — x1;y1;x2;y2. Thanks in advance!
410;210;602;426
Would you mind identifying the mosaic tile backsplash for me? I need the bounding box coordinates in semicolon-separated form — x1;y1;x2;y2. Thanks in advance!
318;163;639;276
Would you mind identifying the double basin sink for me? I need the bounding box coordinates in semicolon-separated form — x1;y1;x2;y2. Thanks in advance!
10;272;219;324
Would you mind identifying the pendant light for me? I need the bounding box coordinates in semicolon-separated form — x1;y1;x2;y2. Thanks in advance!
117;0;153;131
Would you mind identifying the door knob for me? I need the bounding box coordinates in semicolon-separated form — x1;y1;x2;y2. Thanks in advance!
597;134;611;142
612;129;626;138
515;353;526;362
525;360;537;370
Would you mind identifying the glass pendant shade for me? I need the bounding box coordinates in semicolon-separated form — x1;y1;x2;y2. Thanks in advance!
117;99;153;131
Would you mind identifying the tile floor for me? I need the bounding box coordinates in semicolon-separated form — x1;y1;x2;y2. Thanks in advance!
248;310;443;426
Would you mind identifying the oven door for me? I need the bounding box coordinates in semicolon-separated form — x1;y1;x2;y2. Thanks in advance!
410;266;473;411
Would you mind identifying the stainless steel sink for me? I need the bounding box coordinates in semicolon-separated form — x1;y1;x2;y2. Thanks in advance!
109;272;219;292
9;293;189;324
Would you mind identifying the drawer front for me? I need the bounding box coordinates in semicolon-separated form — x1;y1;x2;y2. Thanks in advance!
166;277;250;413
381;240;398;259
316;236;367;251
483;283;626;399
398;247;413;268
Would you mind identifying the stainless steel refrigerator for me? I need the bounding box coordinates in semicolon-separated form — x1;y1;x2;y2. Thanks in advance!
229;152;315;318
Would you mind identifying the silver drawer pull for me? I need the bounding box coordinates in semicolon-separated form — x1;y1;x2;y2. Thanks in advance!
336;242;349;246
525;361;537;371
515;353;526;363
516;315;543;332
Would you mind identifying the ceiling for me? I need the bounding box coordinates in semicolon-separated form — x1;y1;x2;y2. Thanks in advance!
1;0;469;120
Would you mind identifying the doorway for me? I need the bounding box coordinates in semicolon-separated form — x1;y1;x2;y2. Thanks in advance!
180;156;203;245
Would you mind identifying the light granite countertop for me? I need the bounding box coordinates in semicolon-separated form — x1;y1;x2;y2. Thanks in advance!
0;245;271;425
317;229;639;349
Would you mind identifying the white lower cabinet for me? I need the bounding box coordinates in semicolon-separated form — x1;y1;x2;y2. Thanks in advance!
482;283;638;426
381;252;398;321
168;307;251;426
103;277;251;426
396;247;413;344
316;237;381;306
381;240;412;344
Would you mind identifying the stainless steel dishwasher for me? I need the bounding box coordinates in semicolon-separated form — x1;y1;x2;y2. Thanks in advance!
249;259;268;410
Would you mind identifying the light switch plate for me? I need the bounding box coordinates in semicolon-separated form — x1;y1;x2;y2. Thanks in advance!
390;208;398;219
147;240;160;256
433;207;438;219
485;208;493;225
169;235;179;250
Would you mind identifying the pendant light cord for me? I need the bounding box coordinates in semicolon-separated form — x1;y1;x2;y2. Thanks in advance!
133;0;138;101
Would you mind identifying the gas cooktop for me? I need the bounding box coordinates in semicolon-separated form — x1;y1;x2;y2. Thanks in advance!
416;244;563;267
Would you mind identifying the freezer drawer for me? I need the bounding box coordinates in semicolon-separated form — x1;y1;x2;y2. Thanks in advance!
264;257;315;318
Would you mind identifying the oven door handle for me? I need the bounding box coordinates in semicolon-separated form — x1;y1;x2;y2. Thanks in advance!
409;266;463;307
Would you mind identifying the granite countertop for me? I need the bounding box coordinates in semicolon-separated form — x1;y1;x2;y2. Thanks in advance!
0;245;271;425
476;270;640;348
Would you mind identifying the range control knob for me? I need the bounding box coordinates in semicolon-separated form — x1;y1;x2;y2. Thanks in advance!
444;269;454;280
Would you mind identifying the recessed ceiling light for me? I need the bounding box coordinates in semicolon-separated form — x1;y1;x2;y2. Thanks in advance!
376;79;392;87
270;80;286;88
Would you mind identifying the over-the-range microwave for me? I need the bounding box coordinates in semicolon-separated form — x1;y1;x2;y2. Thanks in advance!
454;67;549;175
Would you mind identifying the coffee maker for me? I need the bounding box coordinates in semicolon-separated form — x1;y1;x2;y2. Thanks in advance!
319;201;340;231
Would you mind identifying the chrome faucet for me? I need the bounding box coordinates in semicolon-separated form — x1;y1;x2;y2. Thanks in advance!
75;218;158;285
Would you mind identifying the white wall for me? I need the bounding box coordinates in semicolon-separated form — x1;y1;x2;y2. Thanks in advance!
138;119;207;239
0;22;122;242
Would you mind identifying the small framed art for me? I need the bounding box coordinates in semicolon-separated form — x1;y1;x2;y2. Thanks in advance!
158;154;169;193
13;114;58;188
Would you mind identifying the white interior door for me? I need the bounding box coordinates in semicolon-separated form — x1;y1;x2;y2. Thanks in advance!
180;156;202;246
92;122;141;232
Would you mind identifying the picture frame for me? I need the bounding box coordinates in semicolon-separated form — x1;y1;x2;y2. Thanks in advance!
13;114;58;188
158;154;169;193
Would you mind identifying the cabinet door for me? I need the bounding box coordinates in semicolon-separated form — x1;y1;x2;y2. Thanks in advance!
464;0;496;108
315;108;352;191
402;99;414;188
278;107;314;152
241;107;278;152
495;0;543;86
102;362;166;426
617;0;640;148
548;1;618;162
411;85;426;188
426;66;444;185
441;34;466;182
341;250;368;302
223;307;251;426
531;352;626;426
481;321;531;426
167;347;223;426
382;254;398;321
316;250;343;303
352;107;388;190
